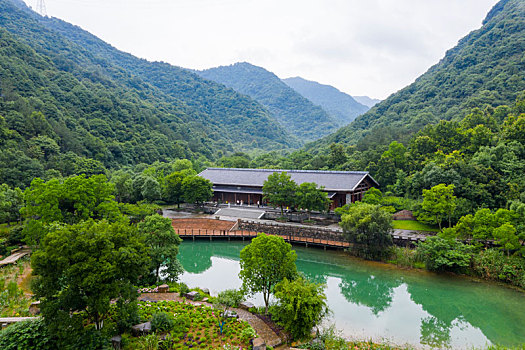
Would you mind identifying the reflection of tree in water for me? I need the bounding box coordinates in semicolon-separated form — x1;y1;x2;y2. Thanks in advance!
406;276;525;347
339;274;401;315
420;316;451;348
179;241;246;274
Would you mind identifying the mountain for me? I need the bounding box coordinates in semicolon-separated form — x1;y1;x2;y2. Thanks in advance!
307;0;525;151
282;77;369;126
197;63;340;142
0;0;298;186
352;96;381;108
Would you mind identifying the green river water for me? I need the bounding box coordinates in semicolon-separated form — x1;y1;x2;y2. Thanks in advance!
178;240;525;349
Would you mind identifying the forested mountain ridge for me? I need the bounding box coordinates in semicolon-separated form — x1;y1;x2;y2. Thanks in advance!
197;62;340;141
306;0;525;152
282;77;369;126
0;0;298;187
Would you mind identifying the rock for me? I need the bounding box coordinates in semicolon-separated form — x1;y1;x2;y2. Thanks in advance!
131;321;151;336
111;335;122;349
202;297;209;302
29;301;41;315
185;291;199;300
239;301;255;310
201;288;210;295
252;337;266;350
157;284;169;293
222;310;238;319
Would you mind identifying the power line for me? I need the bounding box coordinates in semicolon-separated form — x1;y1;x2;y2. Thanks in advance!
36;0;47;17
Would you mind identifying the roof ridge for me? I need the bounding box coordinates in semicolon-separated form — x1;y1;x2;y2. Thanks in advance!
205;167;369;175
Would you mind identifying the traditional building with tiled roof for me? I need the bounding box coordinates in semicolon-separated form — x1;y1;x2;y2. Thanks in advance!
198;168;379;210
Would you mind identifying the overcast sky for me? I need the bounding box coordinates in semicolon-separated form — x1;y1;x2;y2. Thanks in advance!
25;0;499;99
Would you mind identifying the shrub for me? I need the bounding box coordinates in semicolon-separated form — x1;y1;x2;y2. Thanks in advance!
151;312;176;333
178;283;190;295
0;319;56;350
388;246;424;269
240;326;256;343
472;248;525;288
417;237;473;273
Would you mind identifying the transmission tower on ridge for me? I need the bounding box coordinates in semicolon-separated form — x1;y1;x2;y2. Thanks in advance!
36;0;47;17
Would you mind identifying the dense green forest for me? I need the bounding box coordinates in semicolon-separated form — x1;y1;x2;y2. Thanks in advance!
306;0;525;152
283;77;369;126
197;62;340;141
0;0;299;188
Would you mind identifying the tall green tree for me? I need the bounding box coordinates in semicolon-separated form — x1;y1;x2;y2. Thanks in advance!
418;184;457;230
340;203;393;260
138;214;183;283
239;233;297;313
163;169;195;207
182;175;213;206
272;277;328;340
295;182;330;219
262;172;297;215
31;219;149;334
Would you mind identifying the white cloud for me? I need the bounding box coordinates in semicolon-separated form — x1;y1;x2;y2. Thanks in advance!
26;0;499;99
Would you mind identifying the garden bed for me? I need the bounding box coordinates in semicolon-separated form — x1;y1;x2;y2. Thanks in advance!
120;300;256;350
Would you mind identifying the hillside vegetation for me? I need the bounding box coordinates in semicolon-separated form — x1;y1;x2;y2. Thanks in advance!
307;0;525;152
283;76;369;126
0;0;298;187
198;62;340;141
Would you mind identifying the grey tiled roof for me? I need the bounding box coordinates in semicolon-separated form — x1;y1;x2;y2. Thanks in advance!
199;168;379;192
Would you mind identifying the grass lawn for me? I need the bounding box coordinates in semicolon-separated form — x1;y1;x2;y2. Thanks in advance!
392;220;439;232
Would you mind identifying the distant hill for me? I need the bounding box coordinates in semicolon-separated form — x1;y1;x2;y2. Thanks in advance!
0;0;298;186
282;77;369;126
307;0;525;151
352;96;381;108
197;63;340;142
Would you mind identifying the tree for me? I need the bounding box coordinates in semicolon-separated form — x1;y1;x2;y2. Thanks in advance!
262;172;297;215
22;175;119;225
239;233;297;313
418;184;457;230
339;203;393;260
141;176;161;203
0;184;23;224
493;223;520;256
138;214;183;283
362;187;383;205
163;169;195;207
272;277;328;340
295;182;330;219
182;175;213;206
31;219;149;333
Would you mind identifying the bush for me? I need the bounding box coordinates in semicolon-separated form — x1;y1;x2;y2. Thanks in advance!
472;248;525;288
388;246;425;269
417;237;473;273
0;319;56;350
216;289;244;308
240;326;256;343
178;283;190;295
151;312;176;333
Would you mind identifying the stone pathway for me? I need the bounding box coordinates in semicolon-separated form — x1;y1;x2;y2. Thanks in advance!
139;293;283;348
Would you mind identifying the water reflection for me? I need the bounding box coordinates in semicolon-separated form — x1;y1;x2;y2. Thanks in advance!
178;241;525;349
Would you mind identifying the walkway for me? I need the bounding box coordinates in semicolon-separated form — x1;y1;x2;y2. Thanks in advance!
214;207;265;220
139;293;283;347
0;249;30;267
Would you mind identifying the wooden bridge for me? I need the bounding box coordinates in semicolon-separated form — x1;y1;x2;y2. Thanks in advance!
170;218;436;249
173;227;351;249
